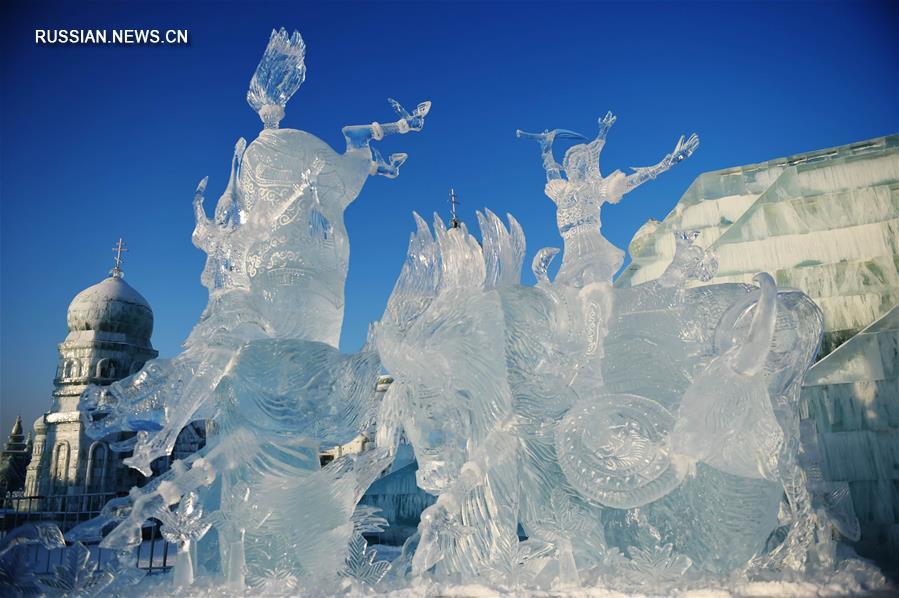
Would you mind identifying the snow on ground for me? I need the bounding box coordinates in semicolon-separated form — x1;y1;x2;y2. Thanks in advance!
126;557;891;598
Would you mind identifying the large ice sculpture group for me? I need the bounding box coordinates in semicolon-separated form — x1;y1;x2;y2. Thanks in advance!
7;28;867;594
375;120;841;587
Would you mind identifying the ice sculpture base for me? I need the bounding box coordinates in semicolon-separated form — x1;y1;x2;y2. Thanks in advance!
91;547;888;597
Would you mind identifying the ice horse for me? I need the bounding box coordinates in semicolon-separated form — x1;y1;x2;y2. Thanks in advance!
74;28;430;591
375;115;848;589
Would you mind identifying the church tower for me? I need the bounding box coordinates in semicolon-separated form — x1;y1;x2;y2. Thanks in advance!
24;240;158;502
0;416;31;497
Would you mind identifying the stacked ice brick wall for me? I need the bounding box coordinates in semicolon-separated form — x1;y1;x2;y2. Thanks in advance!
803;306;899;560
617;134;899;357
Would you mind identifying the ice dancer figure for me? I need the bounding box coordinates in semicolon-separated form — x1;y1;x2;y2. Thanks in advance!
518;112;698;288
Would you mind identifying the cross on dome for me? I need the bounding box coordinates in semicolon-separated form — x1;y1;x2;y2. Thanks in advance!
449;188;461;229
110;237;128;278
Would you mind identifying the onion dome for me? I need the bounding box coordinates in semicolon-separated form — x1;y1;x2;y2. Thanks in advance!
65;238;153;339
66;275;153;339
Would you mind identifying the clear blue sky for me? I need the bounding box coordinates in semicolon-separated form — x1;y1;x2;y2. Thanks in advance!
1;1;897;438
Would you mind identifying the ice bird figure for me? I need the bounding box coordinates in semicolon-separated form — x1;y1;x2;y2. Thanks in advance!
77;28;430;591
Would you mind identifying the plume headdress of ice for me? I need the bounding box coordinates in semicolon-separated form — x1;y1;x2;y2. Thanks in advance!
247;27;307;129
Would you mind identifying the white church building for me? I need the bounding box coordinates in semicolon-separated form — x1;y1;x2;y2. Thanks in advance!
21;243;204;511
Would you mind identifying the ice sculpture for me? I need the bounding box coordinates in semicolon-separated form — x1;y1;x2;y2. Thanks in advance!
517;113;699;287
1;524;66;594
1;524;144;595
74;28;429;591
374;115;848;589
46;27;878;595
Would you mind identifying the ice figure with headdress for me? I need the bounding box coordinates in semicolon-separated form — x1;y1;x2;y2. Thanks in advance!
376;112;840;589
75;28;430;590
518;112;698;288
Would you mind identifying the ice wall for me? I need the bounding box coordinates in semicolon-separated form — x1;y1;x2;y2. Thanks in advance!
618;135;899;357
803;305;899;560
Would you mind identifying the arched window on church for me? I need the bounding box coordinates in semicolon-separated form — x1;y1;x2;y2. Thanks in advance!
96;359;118;379
85;442;108;491
63;360;75;379
50;441;71;496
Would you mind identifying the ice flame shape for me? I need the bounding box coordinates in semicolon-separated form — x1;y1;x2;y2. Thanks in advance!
247;28;307;129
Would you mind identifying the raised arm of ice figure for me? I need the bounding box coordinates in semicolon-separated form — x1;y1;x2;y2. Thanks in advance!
595;110;617;141
517;112;615;183
625;133;699;192
191;177;212;251
370;147;408;179
342;98;431;178
515;128;588;181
